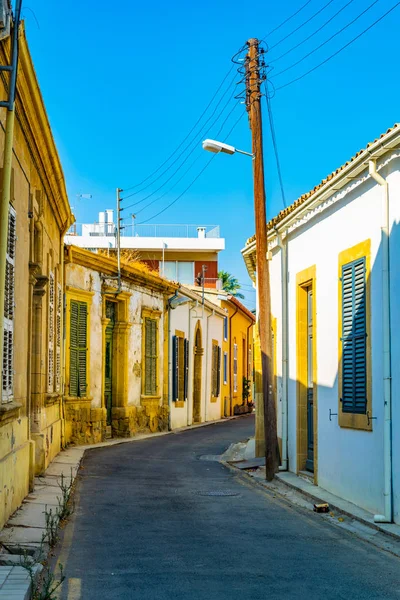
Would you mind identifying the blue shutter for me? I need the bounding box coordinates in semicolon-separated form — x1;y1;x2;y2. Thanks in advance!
341;257;367;414
172;335;179;401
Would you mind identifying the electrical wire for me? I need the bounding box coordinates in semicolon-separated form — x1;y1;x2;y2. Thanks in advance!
265;87;286;209
271;0;379;79
135;109;247;225
122;101;242;219
269;0;356;64
262;0;313;39
122;63;236;193
275;2;399;90
121;72;238;203
268;0;335;50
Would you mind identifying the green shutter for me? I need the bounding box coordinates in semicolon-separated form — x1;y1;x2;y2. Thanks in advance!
341;258;367;414
69;300;88;398
145;318;157;395
172;335;178;401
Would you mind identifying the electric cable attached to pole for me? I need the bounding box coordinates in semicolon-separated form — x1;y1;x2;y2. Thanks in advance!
244;38;280;480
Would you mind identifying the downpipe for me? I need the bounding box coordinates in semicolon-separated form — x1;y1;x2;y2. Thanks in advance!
369;159;393;524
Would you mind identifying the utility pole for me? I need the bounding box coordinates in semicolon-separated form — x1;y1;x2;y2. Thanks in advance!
116;188;122;292
246;38;279;480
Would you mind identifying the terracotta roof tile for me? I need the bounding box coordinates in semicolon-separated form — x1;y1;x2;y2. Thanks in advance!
246;123;399;246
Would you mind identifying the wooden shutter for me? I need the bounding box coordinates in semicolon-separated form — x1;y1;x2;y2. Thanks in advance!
341;258;367;414
69;300;79;396
178;337;185;401
184;338;189;400
144;318;157;395
77;302;88;397
55;283;62;392
172;335;178;401
48;272;55;392
2;206;16;402
233;343;238;393
216;346;221;397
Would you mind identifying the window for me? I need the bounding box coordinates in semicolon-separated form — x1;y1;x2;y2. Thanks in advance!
144;317;158;396
223;316;228;341
233;342;238;393
48;272;55;392
55;283;62;392
341;257;367;414
172;333;188;402
69;300;88;397
163;261;194;285
211;341;221;398
223;351;228;385
2;206;16;403
248;345;252;380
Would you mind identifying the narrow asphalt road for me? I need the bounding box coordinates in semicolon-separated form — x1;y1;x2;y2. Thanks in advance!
55;416;400;599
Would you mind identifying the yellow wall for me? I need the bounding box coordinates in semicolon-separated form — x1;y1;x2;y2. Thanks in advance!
221;300;254;416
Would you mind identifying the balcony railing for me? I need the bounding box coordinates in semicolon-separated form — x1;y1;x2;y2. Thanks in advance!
67;223;221;239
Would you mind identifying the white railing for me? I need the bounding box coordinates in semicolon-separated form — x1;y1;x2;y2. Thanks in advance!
67;223;220;239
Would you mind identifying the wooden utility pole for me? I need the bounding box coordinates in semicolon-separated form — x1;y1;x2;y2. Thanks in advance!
246;38;279;480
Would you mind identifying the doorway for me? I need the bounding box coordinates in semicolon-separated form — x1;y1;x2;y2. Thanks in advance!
296;266;317;479
193;322;203;423
105;300;116;436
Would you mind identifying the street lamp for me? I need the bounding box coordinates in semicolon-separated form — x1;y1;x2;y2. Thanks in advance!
202;139;253;158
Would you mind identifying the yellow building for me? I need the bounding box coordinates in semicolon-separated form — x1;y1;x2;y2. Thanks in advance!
202;289;255;416
0;26;72;527
64;246;177;444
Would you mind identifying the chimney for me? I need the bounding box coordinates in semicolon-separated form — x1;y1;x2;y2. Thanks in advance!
197;226;206;239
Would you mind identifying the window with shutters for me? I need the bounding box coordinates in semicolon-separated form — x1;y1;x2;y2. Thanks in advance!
172;331;188;404
233;342;238;393
223;352;228;385
69;300;88;397
47;272;55;392
211;340;221;399
223;316;228;341
338;240;371;430
341;258;367;414
55;283;62;392
2;206;16;403
144;317;158;396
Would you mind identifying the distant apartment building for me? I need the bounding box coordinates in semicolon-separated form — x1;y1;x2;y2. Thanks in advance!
65;210;225;288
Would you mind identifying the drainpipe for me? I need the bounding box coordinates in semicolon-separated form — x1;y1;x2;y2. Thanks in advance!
228;305;238;416
0;3;22;402
275;229;289;471
368;159;392;524
205;309;214;423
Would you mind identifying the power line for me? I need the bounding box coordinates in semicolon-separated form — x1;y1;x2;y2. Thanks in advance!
123;101;241;219
269;0;356;64
122;71;238;202
268;0;335;50
275;2;399;91
122;63;236;193
135;109;247;225
262;0;313;39
271;0;379;79
265;87;286;209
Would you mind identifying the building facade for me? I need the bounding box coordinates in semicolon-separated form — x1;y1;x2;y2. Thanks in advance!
202;289;255;417
65;211;225;289
0;27;72;527
168;287;224;430
64;245;177;443
242;124;400;524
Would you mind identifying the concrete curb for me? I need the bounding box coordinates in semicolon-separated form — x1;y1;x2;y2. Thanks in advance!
221;459;400;557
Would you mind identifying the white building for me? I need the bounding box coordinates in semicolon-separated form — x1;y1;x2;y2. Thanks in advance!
65;213;225;289
167;287;225;430
242;124;400;524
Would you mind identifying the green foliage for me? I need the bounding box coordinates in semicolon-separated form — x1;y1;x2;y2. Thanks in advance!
242;376;251;402
218;271;245;299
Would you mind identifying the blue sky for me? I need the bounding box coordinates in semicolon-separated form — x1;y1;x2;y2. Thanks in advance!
26;0;399;310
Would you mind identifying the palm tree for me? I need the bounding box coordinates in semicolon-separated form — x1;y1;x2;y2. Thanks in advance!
218;271;245;299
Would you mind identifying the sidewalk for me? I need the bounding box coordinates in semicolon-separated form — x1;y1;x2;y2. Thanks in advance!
0;415;248;599
221;439;400;558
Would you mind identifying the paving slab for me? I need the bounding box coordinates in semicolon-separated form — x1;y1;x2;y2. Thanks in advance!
43;462;79;478
0;565;42;600
9;503;49;529
0;526;46;545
